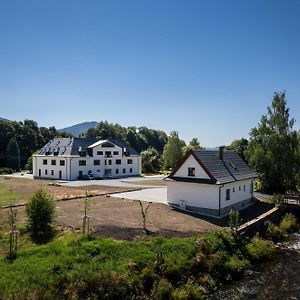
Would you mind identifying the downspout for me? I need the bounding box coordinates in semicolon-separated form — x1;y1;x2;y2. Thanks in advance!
218;184;224;217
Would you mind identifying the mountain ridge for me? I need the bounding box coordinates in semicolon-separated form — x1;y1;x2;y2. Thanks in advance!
58;121;98;137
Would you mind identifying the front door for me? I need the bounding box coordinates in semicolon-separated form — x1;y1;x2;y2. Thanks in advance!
39;169;41;177
59;170;62;179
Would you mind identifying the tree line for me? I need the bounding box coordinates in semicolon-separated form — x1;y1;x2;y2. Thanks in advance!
1;92;299;195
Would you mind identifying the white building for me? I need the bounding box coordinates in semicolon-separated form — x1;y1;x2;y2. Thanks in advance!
167;147;256;217
33;138;141;180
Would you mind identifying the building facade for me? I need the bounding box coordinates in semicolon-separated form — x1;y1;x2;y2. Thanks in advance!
33;138;141;180
167;147;256;217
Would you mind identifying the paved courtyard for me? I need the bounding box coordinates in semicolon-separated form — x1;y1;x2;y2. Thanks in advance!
111;187;167;204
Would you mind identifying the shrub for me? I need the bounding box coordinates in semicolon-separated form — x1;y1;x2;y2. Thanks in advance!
246;235;274;261
26;190;56;235
265;221;286;242
173;280;204;300
224;255;250;279
279;213;298;233
272;194;283;206
0;167;13;175
152;278;173;300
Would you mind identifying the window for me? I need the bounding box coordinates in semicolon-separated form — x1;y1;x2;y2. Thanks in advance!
43;159;47;165
105;160;107;165
45;169;48;175
97;151;103;155
105;151;112;157
188;167;195;177
108;160;112;165
116;159;121;165
60;160;65;166
51;160;56;166
233;187;235;192
51;170;54;176
79;160;86;166
113;151;119;155
116;169;119;174
239;186;241;191
130;168;132;173
243;185;246;191
127;159;133;164
94;160;100;165
123;168;126;174
226;189;230;200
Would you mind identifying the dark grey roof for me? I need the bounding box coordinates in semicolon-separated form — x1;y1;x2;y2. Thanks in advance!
170;150;256;184
194;150;256;183
37;138;74;156
111;139;140;156
37;137;139;157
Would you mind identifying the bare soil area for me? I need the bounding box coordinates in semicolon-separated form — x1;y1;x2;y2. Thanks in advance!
2;195;220;240
0;177;133;206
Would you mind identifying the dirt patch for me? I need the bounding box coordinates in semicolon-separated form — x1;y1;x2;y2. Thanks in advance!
2;196;220;240
0;177;133;206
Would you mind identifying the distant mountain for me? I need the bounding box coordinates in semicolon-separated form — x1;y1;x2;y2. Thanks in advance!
0;117;9;121
58;121;98;137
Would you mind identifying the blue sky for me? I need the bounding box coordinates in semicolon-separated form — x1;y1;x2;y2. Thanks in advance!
0;0;299;147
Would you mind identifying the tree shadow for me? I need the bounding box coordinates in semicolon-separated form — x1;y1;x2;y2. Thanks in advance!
30;229;56;244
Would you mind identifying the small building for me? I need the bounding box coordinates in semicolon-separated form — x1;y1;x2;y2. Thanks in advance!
33;138;141;180
167;147;256;217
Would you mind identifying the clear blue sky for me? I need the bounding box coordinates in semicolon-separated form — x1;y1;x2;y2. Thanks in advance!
0;0;299;147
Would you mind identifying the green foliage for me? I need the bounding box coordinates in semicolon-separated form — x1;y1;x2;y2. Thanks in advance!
228;209;241;234
272;194;283;206
173;280;204;300
265;221;286;242
0;119;71;168
279;213;298;233
183;138;204;155
163;131;184;169
246;235;274;261
153;278;173;300
0;167;14;174
85;121;168;154
26;190;56;235
141;147;161;173
224;255;250;279
227;138;249;163
25;154;33;172
246;92;299;193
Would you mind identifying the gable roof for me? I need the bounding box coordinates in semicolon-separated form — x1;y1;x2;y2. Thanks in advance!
169;149;256;184
36;137;139;157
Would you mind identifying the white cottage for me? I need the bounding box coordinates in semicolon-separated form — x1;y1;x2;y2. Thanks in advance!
33;138;141;180
167;147;256;217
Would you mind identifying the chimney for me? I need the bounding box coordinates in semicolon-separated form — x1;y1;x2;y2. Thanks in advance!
219;146;225;160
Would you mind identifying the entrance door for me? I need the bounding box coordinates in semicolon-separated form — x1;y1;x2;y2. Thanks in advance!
39;169;41;177
59;170;62;179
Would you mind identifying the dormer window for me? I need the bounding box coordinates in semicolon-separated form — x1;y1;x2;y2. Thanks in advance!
188;167;195;177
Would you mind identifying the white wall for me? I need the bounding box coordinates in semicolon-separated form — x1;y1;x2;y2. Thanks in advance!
33;153;141;181
173;155;210;179
33;156;69;180
167;180;219;209
220;179;253;209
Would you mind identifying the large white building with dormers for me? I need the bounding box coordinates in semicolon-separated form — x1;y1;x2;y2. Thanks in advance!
33;138;141;180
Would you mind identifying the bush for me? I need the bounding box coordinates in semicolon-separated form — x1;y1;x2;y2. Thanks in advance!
279;213;298;233
173;280;204;300
0;167;14;175
265;221;286;242
272;194;283;206
224;255;250;279
153;279;173;300
246;235;274;261
26;190;56;235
